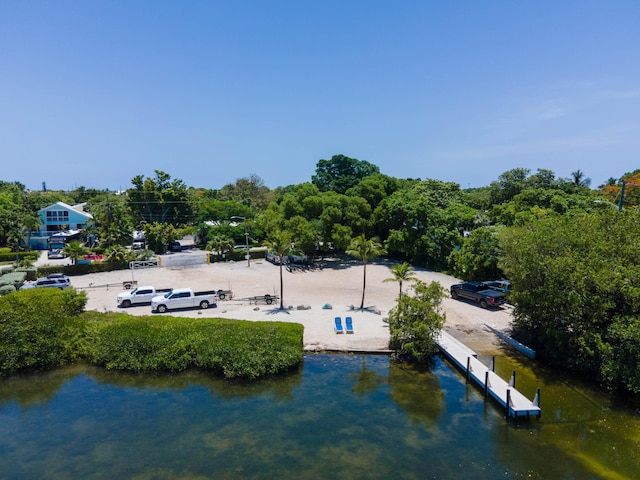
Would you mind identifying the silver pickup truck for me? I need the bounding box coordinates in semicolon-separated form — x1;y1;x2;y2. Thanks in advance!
117;286;173;307
150;288;218;313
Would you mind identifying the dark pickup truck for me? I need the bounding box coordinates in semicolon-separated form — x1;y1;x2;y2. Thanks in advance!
450;282;507;308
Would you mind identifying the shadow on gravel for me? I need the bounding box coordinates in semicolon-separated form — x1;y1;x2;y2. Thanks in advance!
264;308;291;315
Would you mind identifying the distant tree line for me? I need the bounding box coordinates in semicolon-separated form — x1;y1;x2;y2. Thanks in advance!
2;157;640;394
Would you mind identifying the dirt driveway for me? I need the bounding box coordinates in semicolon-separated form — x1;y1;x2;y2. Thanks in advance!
70;256;514;354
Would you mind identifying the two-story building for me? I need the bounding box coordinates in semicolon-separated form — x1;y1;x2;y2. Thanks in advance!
29;202;93;250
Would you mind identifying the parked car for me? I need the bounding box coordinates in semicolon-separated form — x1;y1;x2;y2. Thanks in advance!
117;285;173;307
47;273;71;283
132;241;145;250
20;276;71;290
450;281;506;308
47;249;65;259
151;288;218;313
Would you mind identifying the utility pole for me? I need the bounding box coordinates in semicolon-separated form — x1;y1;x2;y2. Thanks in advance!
231;216;250;267
618;180;626;211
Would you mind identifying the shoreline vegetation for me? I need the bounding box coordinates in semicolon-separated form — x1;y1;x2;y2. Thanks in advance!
0;289;303;380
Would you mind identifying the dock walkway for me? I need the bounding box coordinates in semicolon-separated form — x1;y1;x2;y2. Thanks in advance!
436;330;541;419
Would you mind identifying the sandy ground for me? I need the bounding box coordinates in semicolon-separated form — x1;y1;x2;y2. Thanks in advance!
64;253;514;354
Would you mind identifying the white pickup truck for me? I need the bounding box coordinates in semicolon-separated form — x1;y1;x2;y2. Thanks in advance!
117;286;173;308
150;288;218;313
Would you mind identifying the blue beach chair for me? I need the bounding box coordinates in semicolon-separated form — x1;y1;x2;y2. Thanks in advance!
345;317;354;334
334;317;344;334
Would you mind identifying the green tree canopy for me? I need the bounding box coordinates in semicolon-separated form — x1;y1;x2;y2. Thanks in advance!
499;209;640;393
375;180;468;268
87;195;133;247
312;154;380;194
448;226;502;281
489;168;531;205
388;280;446;362
218;174;274;212
128;171;194;226
143;222;179;254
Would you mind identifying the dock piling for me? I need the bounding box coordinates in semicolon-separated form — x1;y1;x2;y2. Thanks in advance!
484;371;489;398
466;357;471;381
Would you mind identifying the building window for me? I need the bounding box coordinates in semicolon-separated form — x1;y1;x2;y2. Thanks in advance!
46;210;69;223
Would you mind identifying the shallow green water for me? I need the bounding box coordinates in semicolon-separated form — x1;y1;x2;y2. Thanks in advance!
0;353;638;479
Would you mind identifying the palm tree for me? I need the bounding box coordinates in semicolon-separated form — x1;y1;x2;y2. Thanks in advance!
21;213;41;251
264;230;297;309
346;235;387;309
206;235;235;260
104;244;133;264
383;262;417;299
571;170;591;187
81;222;99;248
6;225;25;264
62;240;89;265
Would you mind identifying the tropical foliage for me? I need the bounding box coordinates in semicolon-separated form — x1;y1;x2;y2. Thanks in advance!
62;240;90;265
2;156;640;394
388;280;446;361
383;262;417;298
0;288;88;374
499;208;640;392
87;313;303;379
0;289;303;379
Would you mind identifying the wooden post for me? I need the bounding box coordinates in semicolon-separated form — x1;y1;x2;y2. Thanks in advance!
466;357;471;381
506;389;511;419
534;387;541;418
491;356;495;372
484;371;489;398
509;370;516;388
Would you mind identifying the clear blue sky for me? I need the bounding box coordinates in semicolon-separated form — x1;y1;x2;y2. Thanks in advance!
1;1;639;192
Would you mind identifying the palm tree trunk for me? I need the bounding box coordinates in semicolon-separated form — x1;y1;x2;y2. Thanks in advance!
360;262;367;309
279;262;284;309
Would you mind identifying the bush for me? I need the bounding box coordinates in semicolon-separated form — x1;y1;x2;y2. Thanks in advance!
389;280;447;362
0;285;16;296
0;289;88;375
214;249;266;263
15;267;37;281
0;294;304;379
190;320;304;378
84;313;303;379
37;261;128;278
0;251;39;263
0;271;27;288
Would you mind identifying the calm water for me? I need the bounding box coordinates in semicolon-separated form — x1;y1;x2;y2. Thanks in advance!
0;352;639;479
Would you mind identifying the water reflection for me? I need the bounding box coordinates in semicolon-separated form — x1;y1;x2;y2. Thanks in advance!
0;364;85;409
89;363;304;401
387;360;444;427
0;353;638;479
350;355;384;396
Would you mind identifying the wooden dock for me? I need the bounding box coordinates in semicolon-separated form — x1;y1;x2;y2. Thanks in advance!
436;330;541;419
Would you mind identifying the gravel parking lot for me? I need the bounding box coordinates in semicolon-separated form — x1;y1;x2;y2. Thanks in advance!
66;254;514;353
